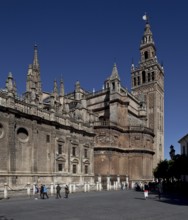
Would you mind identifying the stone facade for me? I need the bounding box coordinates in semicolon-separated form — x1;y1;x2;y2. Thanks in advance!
0;20;164;188
178;134;188;156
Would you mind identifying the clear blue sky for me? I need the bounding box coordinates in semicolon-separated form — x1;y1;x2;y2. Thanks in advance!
0;0;188;159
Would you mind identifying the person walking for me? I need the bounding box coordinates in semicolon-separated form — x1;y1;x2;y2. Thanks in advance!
56;184;61;199
64;185;69;198
40;184;44;199
42;185;49;199
157;180;163;200
34;184;39;199
144;182;149;199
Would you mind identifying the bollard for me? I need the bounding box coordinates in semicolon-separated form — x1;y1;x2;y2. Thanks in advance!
99;183;102;191
51;183;54;196
126;176;129;189
96;182;99;191
113;182;116;190
84;183;87;192
88;183;90;192
107;176;110;191
33;183;36;195
69;184;72;193
73;184;76;193
98;175;101;183
4;183;8;199
27;182;31;196
117;176;120;184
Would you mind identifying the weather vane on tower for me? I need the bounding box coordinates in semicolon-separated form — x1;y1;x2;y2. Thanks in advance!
142;12;149;23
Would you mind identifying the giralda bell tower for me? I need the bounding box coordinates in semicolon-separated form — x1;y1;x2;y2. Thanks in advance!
131;16;164;168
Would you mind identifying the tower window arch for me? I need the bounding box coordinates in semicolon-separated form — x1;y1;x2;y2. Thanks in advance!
134;77;136;86
112;82;115;90
148;72;150;82
137;76;140;85
152;72;155;81
144;51;149;60
142;71;146;83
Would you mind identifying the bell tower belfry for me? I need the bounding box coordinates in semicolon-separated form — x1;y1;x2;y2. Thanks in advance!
131;16;164;167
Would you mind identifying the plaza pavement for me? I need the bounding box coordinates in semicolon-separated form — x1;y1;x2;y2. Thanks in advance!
0;189;188;220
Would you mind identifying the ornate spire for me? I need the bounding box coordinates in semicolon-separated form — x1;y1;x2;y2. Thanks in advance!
60;78;64;96
140;14;155;48
7;72;14;93
33;44;39;69
26;45;42;95
110;63;120;80
53;79;58;94
139;14;156;63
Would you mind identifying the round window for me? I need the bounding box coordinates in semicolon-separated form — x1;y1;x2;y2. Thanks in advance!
17;127;29;142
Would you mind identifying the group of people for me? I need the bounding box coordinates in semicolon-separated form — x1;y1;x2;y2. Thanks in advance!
143;181;163;200
35;184;69;199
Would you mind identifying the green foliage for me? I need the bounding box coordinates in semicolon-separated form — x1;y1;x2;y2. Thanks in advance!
153;155;188;180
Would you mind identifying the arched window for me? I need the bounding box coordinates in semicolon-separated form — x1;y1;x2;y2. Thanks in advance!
142;71;146;83
148;73;150;82
73;164;77;174
144;51;149;60
152;72;155;81
137;76;140;85
112;82;115;90
134;77;136;86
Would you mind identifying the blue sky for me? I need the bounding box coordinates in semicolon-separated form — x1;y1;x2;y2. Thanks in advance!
0;0;188;159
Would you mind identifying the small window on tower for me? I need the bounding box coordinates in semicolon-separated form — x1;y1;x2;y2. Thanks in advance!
134;78;136;86
148;73;150;82
137;76;140;85
72;147;76;156
142;71;146;83
144;51;149;60
152;72;155;81
112;82;115;90
85;165;88;174
46;135;50;143
58;144;62;154
58;164;63;171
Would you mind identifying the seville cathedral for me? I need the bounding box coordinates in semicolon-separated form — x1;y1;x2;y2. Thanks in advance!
0;19;164;189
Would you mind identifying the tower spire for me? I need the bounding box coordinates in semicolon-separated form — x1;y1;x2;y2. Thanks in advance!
33;44;39;69
141;13;155;48
26;45;42;98
60;77;64;96
53;79;58;95
139;15;156;63
110;63;120;80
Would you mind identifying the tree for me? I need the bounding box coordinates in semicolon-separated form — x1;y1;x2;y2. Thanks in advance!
153;160;169;180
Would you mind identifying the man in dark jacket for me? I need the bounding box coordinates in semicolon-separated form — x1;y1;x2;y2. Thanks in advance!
56;184;61;199
64;185;69;198
40;184;44;199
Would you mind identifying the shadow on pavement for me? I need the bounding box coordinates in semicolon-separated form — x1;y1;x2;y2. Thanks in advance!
0;216;14;220
138;191;188;206
157;194;188;206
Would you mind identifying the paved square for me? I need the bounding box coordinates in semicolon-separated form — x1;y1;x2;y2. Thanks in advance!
0;190;188;220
